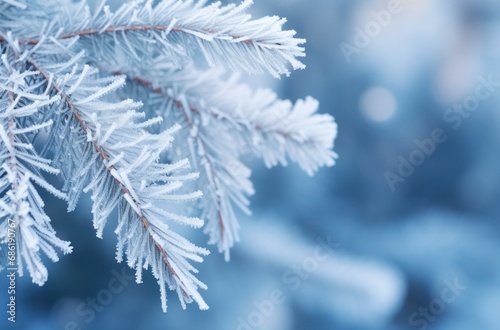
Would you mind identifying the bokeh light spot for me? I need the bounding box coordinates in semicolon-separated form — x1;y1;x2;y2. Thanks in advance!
360;87;397;122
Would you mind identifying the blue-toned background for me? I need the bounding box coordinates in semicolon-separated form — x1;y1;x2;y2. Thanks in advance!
3;0;500;329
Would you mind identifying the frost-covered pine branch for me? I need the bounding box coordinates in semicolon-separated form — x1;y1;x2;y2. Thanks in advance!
0;48;72;286
112;63;337;259
0;0;337;312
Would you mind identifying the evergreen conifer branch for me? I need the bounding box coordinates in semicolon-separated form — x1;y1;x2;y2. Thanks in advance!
0;0;337;312
27;56;209;310
109;64;336;259
0;49;72;286
0;0;306;76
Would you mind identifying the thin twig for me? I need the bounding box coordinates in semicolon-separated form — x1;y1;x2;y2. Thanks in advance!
0;24;253;45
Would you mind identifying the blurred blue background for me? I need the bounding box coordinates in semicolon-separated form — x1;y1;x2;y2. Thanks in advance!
3;0;500;329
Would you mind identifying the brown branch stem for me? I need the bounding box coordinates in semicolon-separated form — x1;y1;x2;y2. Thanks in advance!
0;24;253;45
